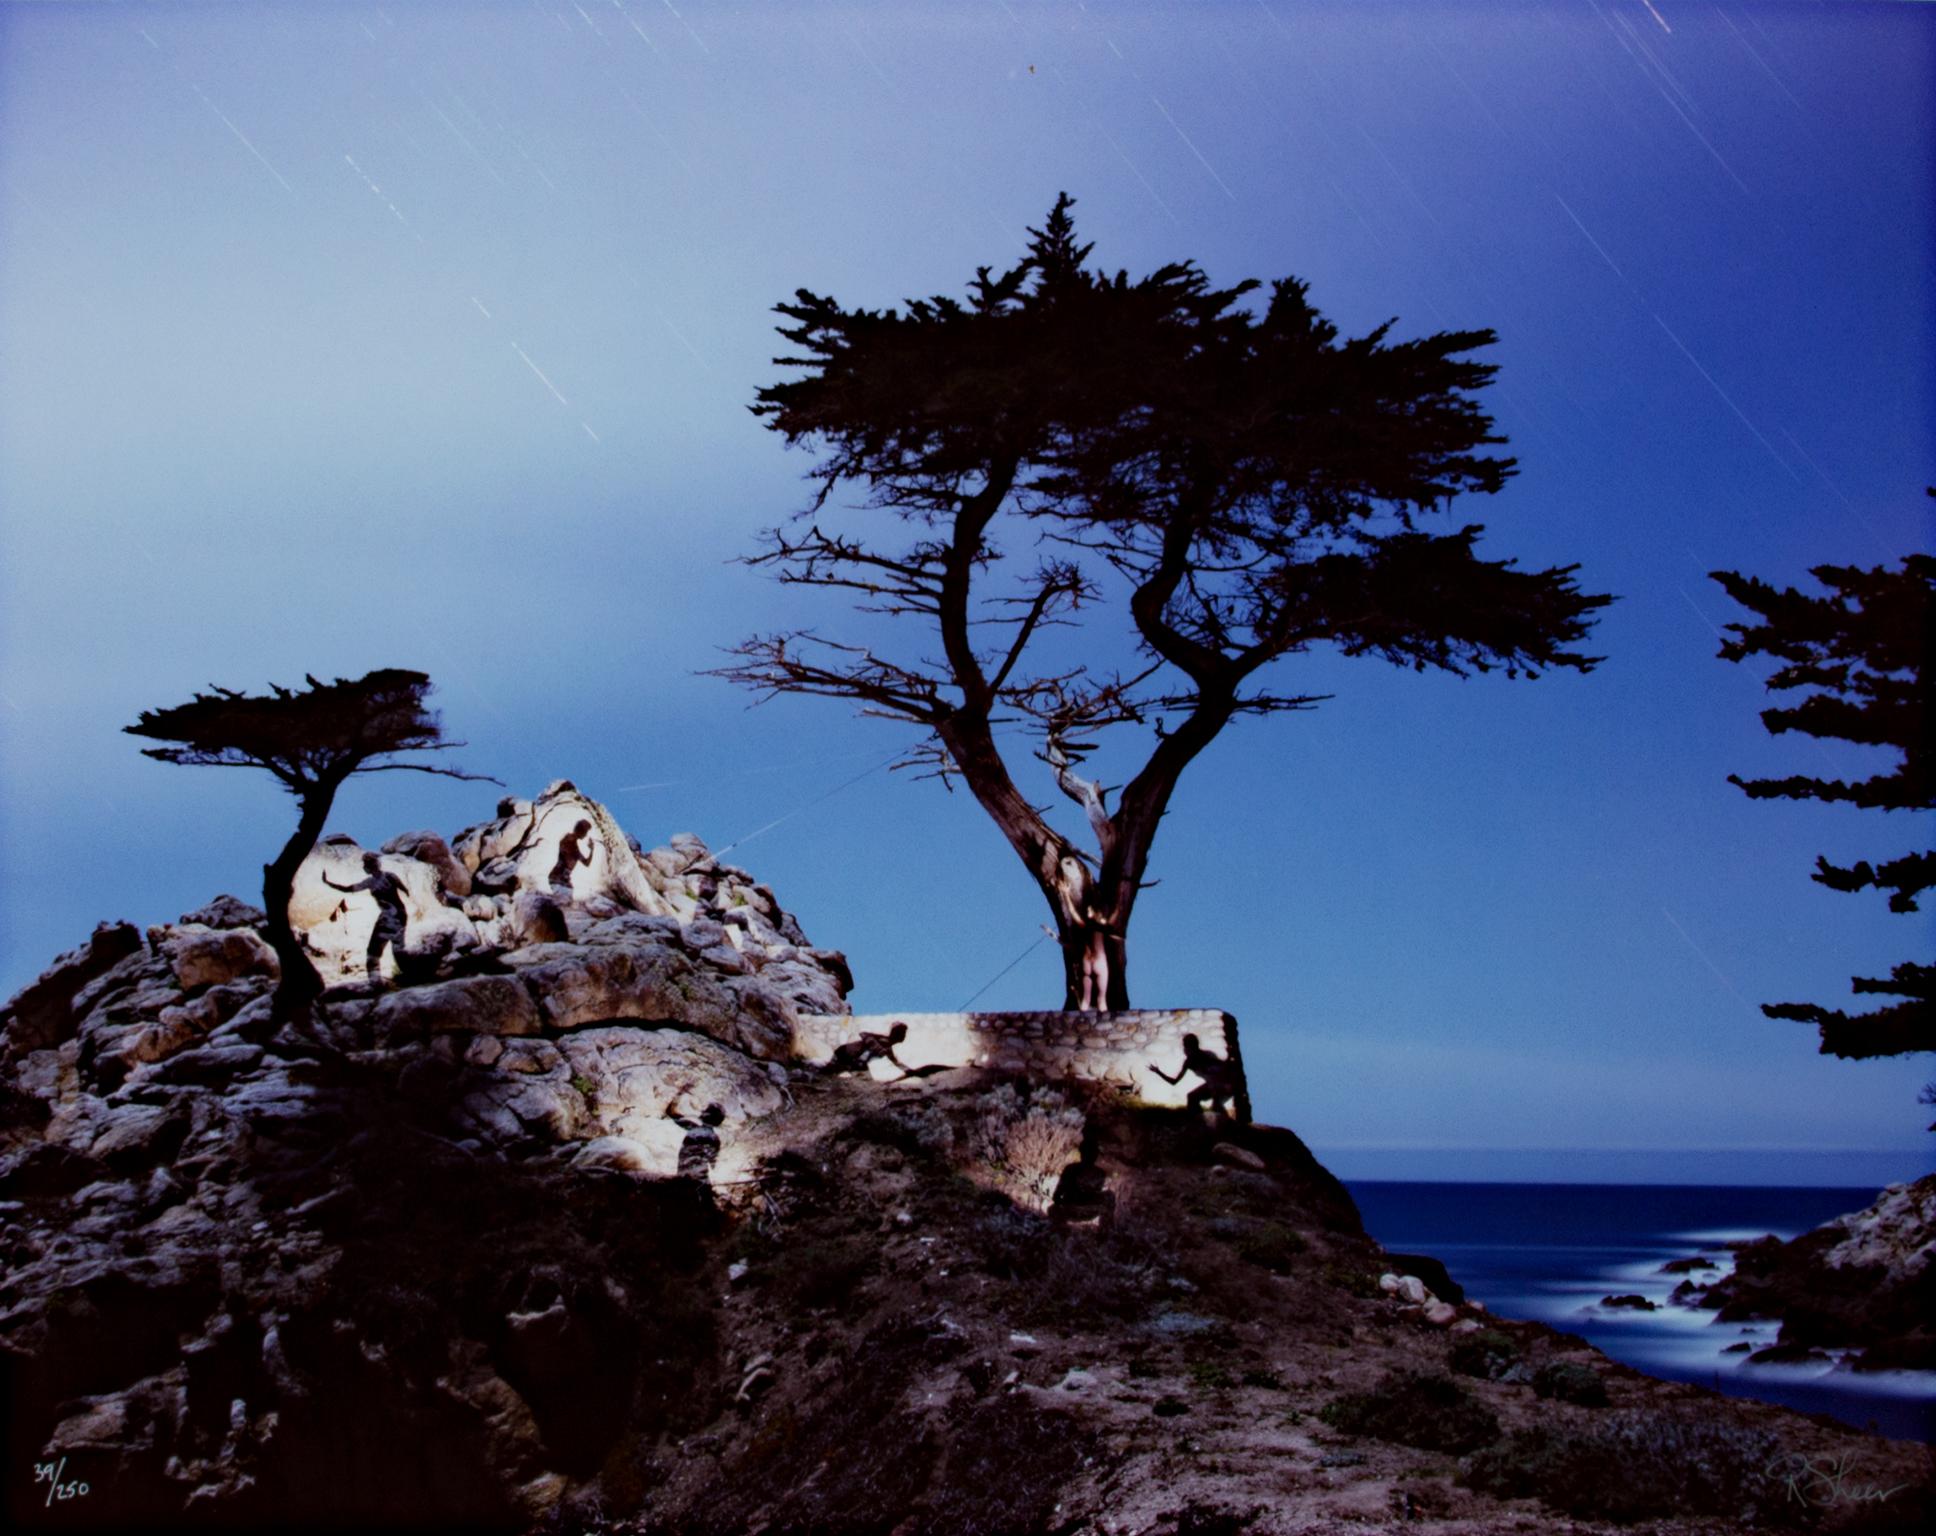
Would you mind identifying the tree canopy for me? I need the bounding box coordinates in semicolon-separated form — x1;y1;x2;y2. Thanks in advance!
1712;504;1934;1067
722;196;1610;1010
125;668;476;792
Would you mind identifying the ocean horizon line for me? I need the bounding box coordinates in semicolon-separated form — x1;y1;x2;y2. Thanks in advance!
1313;1145;1933;1188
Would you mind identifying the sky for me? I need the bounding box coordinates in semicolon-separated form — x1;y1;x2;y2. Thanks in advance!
1;0;1930;1185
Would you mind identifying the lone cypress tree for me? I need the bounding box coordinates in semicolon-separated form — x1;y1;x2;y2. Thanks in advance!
720;195;1610;1009
1712;496;1934;1077
127;669;493;1016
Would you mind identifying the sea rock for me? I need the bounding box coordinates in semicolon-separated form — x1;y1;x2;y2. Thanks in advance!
1701;1174;1936;1370
1383;1251;1465;1306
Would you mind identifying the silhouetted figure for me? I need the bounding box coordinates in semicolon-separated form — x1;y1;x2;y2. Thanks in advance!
826;1021;910;1077
1149;1033;1242;1119
670;1102;726;1182
324;853;410;983
548;818;595;898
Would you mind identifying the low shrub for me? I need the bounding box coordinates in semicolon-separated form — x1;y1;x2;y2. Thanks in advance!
1319;1370;1501;1454
1447;1329;1520;1381
1461;1413;1794;1525
1533;1360;1609;1407
1232;1221;1306;1275
1322;1263;1383;1298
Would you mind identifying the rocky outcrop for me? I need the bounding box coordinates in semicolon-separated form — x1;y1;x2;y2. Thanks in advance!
1693;1174;1936;1370
0;789;850;1529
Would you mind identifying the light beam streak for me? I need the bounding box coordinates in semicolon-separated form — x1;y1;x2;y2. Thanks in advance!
192;84;296;196
659;0;710;53
511;342;570;406
1650;314;1800;483
1660;906;1755;1011
1098;126;1177;225
1554;194;1629;284
1150;97;1236;201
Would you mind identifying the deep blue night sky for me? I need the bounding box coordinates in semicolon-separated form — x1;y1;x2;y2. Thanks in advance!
1;1;1930;1182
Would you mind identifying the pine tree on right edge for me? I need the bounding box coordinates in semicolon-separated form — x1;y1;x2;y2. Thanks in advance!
1712;489;1934;1124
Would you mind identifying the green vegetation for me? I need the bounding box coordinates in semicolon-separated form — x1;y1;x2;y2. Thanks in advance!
1462;1414;1795;1525
1318;1370;1501;1454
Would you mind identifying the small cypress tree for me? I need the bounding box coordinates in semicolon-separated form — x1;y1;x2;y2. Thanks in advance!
1712;495;1934;1090
127;669;493;1016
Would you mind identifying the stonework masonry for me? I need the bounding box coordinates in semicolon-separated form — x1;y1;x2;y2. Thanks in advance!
796;1008;1250;1120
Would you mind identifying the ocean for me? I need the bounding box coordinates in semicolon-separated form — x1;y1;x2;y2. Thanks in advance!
1346;1180;1936;1444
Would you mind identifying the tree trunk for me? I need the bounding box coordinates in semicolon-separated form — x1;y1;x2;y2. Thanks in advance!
263;787;335;1019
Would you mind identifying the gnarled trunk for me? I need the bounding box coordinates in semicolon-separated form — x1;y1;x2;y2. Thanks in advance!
263;784;337;1019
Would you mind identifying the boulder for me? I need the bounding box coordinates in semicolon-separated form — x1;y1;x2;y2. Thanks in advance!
382;829;472;898
511;892;570;946
0;921;143;1057
571;1133;679;1177
497;939;786;1049
558;1025;787;1136
448;784;672;917
178;895;267;930
150;925;279;993
374;976;541;1042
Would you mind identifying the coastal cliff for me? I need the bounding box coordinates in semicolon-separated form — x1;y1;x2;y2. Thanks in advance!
1;788;1929;1534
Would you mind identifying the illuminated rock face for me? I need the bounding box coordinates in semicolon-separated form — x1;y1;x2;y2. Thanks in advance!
274;781;843;1004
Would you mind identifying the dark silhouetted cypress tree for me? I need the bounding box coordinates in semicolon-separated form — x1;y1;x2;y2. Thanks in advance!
127;669;493;1017
719;194;1611;1010
1712;493;1934;1088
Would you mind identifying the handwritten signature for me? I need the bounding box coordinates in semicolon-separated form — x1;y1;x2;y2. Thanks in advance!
1767;1451;1909;1509
34;1458;91;1508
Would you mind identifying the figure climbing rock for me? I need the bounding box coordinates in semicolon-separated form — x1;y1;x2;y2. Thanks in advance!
322;852;410;983
825;1021;910;1078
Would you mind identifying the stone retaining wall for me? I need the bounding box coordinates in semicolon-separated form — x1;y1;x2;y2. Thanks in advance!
795;1008;1249;1120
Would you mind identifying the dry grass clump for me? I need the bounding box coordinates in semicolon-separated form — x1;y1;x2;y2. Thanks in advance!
960;1083;1086;1215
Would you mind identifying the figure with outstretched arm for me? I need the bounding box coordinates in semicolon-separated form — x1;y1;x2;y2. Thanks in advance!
323;852;410;983
825;1021;910;1078
1149;1032;1242;1120
548;818;596;899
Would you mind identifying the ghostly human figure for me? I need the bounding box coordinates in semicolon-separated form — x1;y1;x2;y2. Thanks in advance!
322;852;410;983
1149;1033;1243;1120
548;818;596;899
826;1021;910;1078
670;1102;726;1183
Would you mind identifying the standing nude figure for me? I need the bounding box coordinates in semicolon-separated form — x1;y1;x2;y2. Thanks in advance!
548;818;596;899
323;852;410;983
